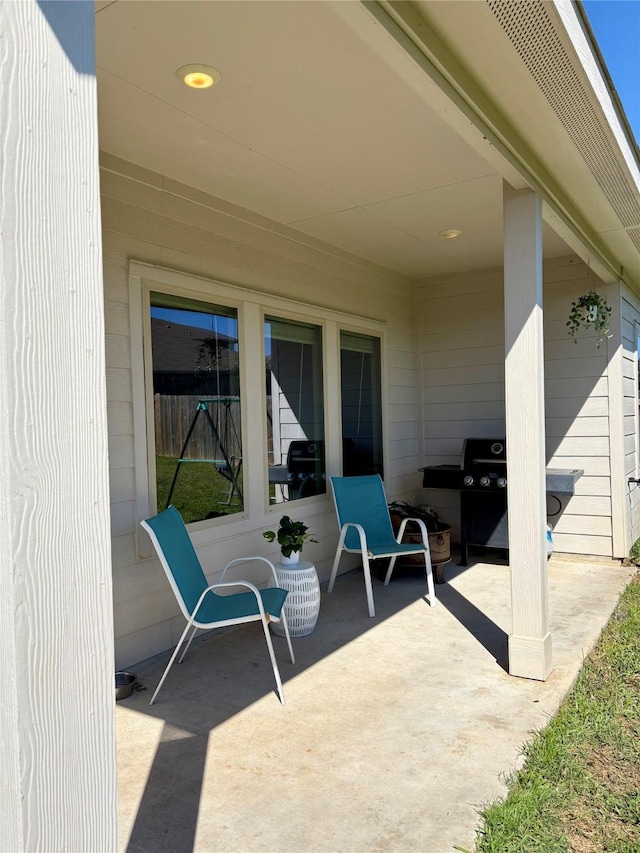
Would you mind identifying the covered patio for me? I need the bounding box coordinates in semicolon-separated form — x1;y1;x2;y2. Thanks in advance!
117;554;633;852
3;1;639;848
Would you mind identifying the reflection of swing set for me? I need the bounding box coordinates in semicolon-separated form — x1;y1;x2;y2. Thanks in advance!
165;397;243;509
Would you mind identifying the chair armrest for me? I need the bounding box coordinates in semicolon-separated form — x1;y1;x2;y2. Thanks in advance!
219;556;280;588
340;521;369;554
192;579;267;621
397;517;430;547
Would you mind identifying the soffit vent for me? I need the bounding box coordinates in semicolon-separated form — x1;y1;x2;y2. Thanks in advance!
486;0;640;234
629;228;640;254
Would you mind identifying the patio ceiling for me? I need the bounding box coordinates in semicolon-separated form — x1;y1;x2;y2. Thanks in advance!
94;0;635;282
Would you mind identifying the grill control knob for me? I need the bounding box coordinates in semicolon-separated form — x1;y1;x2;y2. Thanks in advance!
480;476;490;487
463;475;474;487
497;477;507;489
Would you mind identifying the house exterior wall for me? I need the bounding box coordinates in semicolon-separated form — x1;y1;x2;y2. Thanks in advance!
100;156;419;668
418;257;614;558
621;286;640;549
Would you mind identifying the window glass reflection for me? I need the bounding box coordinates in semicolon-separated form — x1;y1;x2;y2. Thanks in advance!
150;294;242;521
265;317;325;502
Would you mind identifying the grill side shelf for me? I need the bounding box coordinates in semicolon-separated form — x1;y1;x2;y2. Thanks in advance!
421;465;584;496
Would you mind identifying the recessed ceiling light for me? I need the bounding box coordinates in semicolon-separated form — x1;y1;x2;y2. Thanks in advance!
176;64;221;89
439;228;463;239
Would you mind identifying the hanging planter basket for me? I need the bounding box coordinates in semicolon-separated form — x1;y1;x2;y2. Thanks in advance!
566;290;611;348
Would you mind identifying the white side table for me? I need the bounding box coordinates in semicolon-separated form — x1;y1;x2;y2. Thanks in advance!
271;559;321;637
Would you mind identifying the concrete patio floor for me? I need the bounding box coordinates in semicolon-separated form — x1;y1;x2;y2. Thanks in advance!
117;553;635;853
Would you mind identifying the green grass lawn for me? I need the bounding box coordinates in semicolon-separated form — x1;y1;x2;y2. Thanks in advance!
473;573;640;852
155;455;243;523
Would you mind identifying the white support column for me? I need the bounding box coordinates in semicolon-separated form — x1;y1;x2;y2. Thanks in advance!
0;2;117;849
503;183;552;681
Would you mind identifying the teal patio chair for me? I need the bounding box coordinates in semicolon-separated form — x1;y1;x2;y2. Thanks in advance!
328;475;436;617
141;506;295;706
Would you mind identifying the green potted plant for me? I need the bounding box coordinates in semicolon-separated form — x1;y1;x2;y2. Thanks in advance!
566;290;611;348
263;515;317;565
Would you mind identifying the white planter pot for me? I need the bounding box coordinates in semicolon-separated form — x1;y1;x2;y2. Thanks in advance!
280;551;300;567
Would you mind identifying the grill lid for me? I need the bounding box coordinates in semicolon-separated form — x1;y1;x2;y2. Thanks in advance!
461;438;506;470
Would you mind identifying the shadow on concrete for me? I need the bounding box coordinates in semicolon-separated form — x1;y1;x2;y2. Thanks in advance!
435;582;509;672
386;549;509;670
121;559;506;852
126;730;208;853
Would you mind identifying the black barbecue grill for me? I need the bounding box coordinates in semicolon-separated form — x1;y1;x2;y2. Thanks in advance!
285;439;325;499
421;438;583;566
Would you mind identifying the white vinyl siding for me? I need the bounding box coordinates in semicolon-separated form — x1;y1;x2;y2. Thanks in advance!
621;289;640;549
543;265;611;558
418;257;613;557
101;155;418;668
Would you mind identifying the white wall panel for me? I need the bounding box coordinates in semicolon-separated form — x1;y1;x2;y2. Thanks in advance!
388;404;418;423
544;396;608;418
551;533;611;556
106;368;133;402
418;256;614;557
110;500;136;538
620;290;639;566
388;438;419;459
109;467;136;504
104;299;130;335
106;401;133;436
388;421;419;440
388;384;418;404
422;345;504;370
559;495;611;516
425;382;505;405
549;455;610;476
546;416;609;437
553;514;611;536
108;434;135;470
574;476;611;496
102;159;417;668
545;356;608;380
422;363;505;386
624;433;636;456
545;376;607;398
111;534;138;570
105;334;130;370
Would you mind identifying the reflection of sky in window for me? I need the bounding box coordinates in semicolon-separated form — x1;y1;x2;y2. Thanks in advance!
265;321;272;357
151;307;238;346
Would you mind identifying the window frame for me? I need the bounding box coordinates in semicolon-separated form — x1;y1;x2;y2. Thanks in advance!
129;260;387;556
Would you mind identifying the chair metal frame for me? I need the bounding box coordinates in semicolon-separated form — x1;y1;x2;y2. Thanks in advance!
328;475;436;617
141;506;295;706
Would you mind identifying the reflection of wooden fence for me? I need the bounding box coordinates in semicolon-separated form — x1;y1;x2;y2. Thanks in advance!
154;395;242;459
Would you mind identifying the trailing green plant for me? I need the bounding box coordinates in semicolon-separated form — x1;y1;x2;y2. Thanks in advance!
263;515;317;558
566;290;612;348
